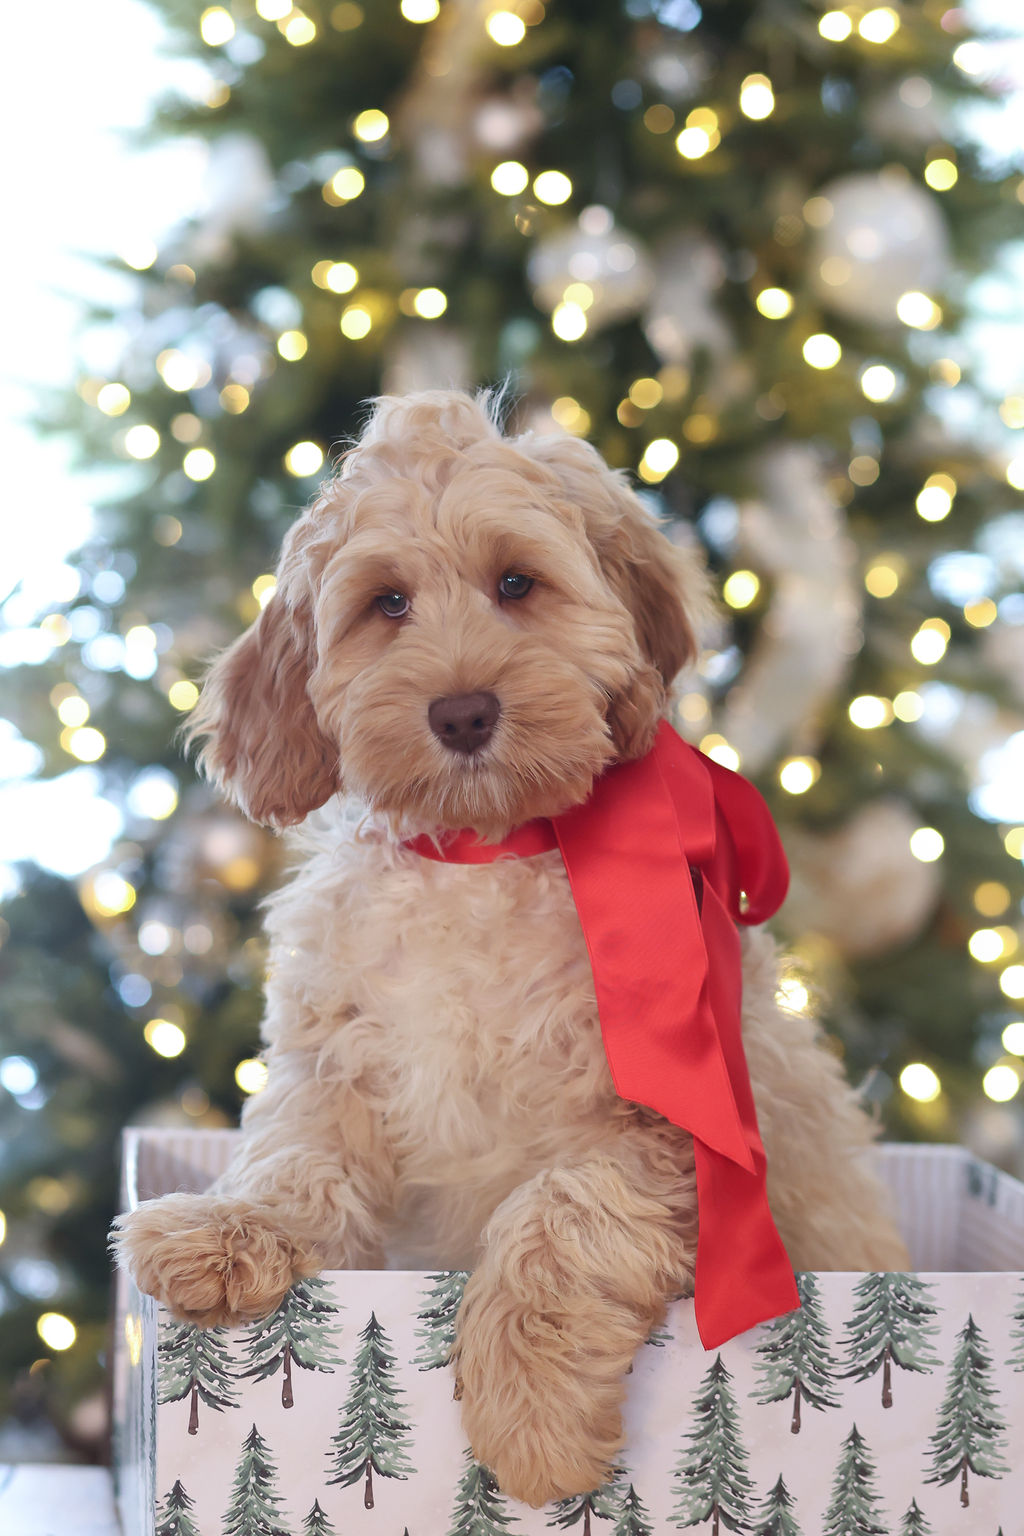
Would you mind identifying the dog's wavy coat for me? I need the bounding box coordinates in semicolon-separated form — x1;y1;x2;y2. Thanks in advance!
115;391;906;1506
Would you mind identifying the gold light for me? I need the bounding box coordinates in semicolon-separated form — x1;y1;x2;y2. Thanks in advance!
916;472;957;522
924;157;958;191
909;828;944;863
910;619;950;665
340;304;372;339
953;41;985;76
819;10;853;40
412;287;447;319
628;377;663;409
739;73;774;120
860;365;897;402
676;125;713;160
284;12;317;44
277;330;308;361
858;7;900;43
97;383;131;416
723;570;760;609
865;561;899;598
325;167;365;204
897;291;942;329
1001;965;1024;1000
779;757;820;795
893;690;923;722
284;441;325;476
220;384;250;414
638;438;679;484
1006;457;1024;491
776;977;810;1011
551;397;591;436
183;448;215;481
119;238;158;271
199;7;235;45
975;882;1011;917
145;1020;187;1058
252;575;278;609
401;0;441;18
168;680;200;712
964;598;997;628
37;1313;77;1351
1005;828;1024;860
486;10;526;45
755;287;793;319
983;1063;1020;1101
533;170;572;205
88;872;136;916
699;735;740;770
1002;1022;1024;1055
900;1063;941;1102
57;696;90;728
803;333;842;369
236;1058;270;1094
491;161;529;195
551;301;587;341
1000;395;1024;428
65;727;106;763
969;928;1006;963
322;261;359;293
256;0;291;16
849;695;893;729
353;109;389;142
124;425;160;460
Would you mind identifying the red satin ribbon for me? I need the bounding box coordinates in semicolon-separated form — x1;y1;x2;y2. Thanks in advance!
404;720;799;1347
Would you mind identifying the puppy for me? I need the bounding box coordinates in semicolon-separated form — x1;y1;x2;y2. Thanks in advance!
115;389;907;1506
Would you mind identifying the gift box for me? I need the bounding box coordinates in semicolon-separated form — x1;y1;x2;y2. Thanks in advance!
113;1129;1024;1535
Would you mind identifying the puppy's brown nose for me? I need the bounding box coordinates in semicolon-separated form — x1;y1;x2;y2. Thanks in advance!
428;692;500;755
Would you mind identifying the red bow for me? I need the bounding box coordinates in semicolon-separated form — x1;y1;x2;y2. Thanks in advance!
404;720;799;1347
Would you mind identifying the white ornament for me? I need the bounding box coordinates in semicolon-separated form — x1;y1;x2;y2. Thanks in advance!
716;445;862;773
643;232;732;365
782;799;943;960
528;209;653;331
808;171;950;325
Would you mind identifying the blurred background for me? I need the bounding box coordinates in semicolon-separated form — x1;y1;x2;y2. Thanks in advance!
1;0;1023;1465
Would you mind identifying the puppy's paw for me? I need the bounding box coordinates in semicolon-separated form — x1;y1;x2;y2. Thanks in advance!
112;1193;315;1327
455;1276;627;1507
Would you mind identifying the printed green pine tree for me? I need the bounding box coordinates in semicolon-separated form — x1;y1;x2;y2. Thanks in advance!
155;1478;201;1536
447;1449;520;1536
157;1313;240;1435
325;1312;414;1510
241;1276;342;1407
842;1272;940;1408
301;1500;337;1536
610;1485;654;1536
822;1424;887;1536
924;1314;1008;1508
753;1271;839;1432
898;1499;933;1536
752;1476;802;1536
223;1423;293;1536
672;1354;756;1534
413;1271;469;1371
548;1480;620;1534
1009;1286;1024;1370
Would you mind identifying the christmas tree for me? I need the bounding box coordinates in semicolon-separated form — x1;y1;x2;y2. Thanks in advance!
841;1270;940;1408
3;0;1024;1446
155;1478;202;1536
752;1476;802;1536
301;1500;338;1536
325;1312;414;1509
753;1269;839;1432
223;1422;293;1536
1009;1285;1024;1370
610;1485;654;1536
414;1269;469;1371
157;1312;240;1435
821;1424;888;1536
924;1313;1008;1508
240;1275;342;1407
448;1449;520;1535
548;1483;620;1534
671;1353;755;1533
897;1499;933;1536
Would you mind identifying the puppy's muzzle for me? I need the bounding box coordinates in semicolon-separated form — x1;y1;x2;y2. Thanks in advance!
428;692;500;755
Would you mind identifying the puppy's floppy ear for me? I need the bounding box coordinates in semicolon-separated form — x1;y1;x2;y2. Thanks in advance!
515;432;709;755
183;521;341;828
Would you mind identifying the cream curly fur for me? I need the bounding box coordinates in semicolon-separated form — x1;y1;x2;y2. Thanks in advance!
114;390;907;1507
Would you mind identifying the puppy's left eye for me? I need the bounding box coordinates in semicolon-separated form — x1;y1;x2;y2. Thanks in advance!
376;592;410;619
498;572;534;600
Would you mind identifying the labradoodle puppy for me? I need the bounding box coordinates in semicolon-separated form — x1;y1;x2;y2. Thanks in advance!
115;389;906;1507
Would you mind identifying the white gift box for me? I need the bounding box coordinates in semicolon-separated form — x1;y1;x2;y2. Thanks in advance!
113;1129;1024;1536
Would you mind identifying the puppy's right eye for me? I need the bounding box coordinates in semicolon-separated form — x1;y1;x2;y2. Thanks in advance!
376;592;410;619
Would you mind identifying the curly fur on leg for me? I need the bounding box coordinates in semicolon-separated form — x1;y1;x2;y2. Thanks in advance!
455;1140;696;1507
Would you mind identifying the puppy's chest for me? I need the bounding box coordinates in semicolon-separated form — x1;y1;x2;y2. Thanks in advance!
324;848;613;1133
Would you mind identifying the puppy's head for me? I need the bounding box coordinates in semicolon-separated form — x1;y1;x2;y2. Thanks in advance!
186;390;707;837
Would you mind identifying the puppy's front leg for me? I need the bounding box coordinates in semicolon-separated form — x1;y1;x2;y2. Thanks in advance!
114;1049;394;1327
456;1137;695;1507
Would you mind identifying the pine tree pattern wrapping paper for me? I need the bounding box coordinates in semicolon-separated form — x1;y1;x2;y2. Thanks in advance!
114;1131;1024;1536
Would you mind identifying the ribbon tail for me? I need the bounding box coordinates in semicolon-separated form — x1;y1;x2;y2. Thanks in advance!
693;1140;800;1348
